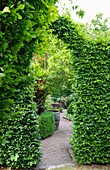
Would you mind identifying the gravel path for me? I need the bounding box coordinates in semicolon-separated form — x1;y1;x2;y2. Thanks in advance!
36;110;74;169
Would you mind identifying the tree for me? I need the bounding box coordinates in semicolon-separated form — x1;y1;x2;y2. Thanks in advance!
47;36;74;97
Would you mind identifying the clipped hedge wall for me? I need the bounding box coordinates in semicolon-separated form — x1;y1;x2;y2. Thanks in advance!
0;0;58;169
67;102;74;115
67;95;74;107
38;111;55;139
71;40;110;164
51;16;110;164
0;104;42;169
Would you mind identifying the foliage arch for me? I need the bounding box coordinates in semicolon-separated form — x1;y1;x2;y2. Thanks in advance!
51;15;110;164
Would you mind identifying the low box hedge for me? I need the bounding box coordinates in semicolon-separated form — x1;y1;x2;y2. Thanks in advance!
38;111;55;139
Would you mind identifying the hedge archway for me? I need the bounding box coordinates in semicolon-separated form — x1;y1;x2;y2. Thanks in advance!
51;15;110;164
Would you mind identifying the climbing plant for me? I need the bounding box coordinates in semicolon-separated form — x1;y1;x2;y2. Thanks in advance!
51;15;110;164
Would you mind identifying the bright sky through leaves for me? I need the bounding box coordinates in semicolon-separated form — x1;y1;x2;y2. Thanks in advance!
56;0;110;25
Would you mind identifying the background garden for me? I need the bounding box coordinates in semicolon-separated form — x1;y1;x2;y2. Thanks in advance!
0;0;110;169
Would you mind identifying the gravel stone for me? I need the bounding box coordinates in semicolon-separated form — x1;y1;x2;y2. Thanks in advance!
36;111;75;169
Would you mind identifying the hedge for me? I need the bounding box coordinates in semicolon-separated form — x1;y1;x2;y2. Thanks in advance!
0;103;42;169
71;40;110;164
38;111;55;139
51;15;110;164
67;102;74;115
0;0;58;169
67;95;74;107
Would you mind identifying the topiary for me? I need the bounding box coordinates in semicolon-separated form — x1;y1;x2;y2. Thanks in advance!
38;111;55;139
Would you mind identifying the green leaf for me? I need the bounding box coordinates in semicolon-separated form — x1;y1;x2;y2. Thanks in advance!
1;7;10;14
18;4;25;10
10;5;14;8
15;153;19;161
16;13;22;19
76;9;85;19
28;4;35;10
0;73;4;78
31;35;36;38
1;142;5;146
75;5;79;9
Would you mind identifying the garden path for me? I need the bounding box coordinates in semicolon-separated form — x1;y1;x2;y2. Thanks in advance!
35;110;75;169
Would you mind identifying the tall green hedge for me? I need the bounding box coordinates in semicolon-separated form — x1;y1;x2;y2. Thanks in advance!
0;102;41;169
71;39;110;164
67;102;74;115
0;0;58;168
51;16;110;164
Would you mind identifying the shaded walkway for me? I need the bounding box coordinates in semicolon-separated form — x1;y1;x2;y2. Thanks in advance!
36;110;74;169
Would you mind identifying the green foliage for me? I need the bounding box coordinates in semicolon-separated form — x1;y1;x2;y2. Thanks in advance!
65;112;74;121
45;95;54;110
67;102;74;115
76;9;85;18
56;0;85;20
51;15;110;164
0;0;58;121
91;13;109;32
0;103;42;169
67;95;74;107
38;111;55;139
71;39;110;164
0;0;58;168
59;107;63;112
47;36;74;97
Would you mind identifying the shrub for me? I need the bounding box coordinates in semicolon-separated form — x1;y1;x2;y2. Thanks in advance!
0;0;58;169
51;15;110;164
71;40;110;164
67;95;74;107
0;101;42;169
59;107;63;112
38;111;55;139
67;102;74;115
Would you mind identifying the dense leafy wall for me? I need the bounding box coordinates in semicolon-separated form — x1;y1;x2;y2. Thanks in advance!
0;0;58;168
51;16;110;164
